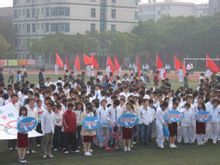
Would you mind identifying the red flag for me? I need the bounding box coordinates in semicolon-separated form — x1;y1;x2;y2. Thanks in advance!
106;56;114;73
65;55;70;70
206;54;220;73
91;54;99;69
136;56;141;78
83;54;92;65
173;56;186;74
114;55;121;71
156;54;163;69
74;55;81;71
55;52;64;68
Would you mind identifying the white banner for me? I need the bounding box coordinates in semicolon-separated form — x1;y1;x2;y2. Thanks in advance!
0;103;42;140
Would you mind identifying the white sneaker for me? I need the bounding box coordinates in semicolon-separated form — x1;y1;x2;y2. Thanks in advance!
54;148;58;152
159;145;164;149
64;151;69;154
42;155;47;159
132;141;136;145
26;151;30;154
48;154;54;158
84;152;90;156
127;147;131;152
36;144;40;147
74;149;80;153
31;150;36;154
9;147;13;151
88;152;92;156
170;144;177;148
124;147;128;152
89;149;93;153
213;140;217;144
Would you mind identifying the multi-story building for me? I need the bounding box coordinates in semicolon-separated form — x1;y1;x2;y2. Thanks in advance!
13;0;138;57
138;1;209;22
209;0;220;15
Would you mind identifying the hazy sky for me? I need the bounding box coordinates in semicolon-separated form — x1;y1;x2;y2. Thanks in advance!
0;0;209;7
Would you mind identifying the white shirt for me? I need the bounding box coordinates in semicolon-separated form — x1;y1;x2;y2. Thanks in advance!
41;110;56;134
139;106;153;125
181;108;194;127
97;106;108;124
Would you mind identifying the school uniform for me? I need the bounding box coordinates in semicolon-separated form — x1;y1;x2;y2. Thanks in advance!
17;116;28;148
156;106;166;148
139;107;152;144
196;109;206;145
181;108;195;144
53;111;63;150
210;106;220;143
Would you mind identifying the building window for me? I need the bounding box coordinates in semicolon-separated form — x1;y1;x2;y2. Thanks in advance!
27;24;30;33
111;24;116;32
51;7;70;17
51;23;70;32
91;8;96;17
46;23;50;32
14;10;18;19
32;23;36;33
135;11;138;20
27;9;30;18
46;7;50;17
90;23;96;32
32;8;36;18
111;9;116;18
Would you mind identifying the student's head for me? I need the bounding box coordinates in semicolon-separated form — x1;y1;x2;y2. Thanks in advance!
76;102;84;111
46;101;54;112
161;101;168;111
67;103;74;110
101;99;107;107
53;105;59;113
28;98;35;108
11;94;18;104
185;103;191;109
143;99;149;108
198;102;205;110
37;100;42;107
113;99;120;108
19;106;27;116
126;102;133;111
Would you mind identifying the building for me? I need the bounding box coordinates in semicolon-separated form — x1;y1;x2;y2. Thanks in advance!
13;0;138;57
209;0;220;15
138;1;208;22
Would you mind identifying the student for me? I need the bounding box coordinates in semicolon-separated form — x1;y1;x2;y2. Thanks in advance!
26;98;38;154
181;103;194;144
17;106;28;163
35;100;45;147
74;102;84;150
167;101;179;148
156;102;168;149
209;99;220;144
53;104;63;151
196;102;207;145
81;105;96;156
139;99;152;145
41;101;55;159
63;103;78;154
122;102;135;152
96;99;109;147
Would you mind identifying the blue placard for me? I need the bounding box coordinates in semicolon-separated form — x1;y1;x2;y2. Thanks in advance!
82;116;100;131
163;126;170;137
165;110;184;123
17;117;37;133
196;111;212;123
118;113;139;128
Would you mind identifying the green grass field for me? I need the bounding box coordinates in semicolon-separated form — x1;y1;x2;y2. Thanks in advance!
0;142;220;165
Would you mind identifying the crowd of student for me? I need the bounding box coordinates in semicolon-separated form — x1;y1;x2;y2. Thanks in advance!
0;68;219;163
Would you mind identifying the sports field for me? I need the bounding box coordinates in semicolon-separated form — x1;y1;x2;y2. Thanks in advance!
0;142;220;165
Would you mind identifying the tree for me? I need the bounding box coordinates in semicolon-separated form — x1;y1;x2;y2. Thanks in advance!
0;34;11;51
